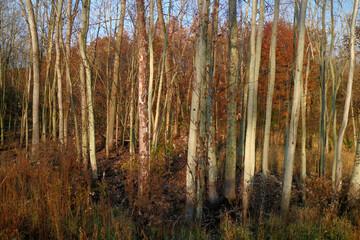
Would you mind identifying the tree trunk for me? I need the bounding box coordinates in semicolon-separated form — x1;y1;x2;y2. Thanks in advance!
207;0;219;205
55;0;64;144
301;46;311;181
106;0;126;157
349;115;360;202
243;0;265;213
135;0;150;198
335;0;359;192
281;0;308;216
262;0;280;175
64;0;81;155
25;0;41;150
155;0;173;141
224;0;239;201
319;0;327;177
79;0;98;179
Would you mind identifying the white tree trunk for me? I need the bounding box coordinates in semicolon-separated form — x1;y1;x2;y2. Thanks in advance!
335;0;359;192
243;0;264;212
79;0;98;179
55;0;64;144
25;0;40;150
281;0;308;216
262;0;280;175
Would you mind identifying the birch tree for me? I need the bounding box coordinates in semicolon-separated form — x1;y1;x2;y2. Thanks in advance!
186;0;208;222
281;0;308;216
79;0;98;179
25;0;40;149
243;0;265;212
262;0;280;175
335;0;359;192
135;0;150;198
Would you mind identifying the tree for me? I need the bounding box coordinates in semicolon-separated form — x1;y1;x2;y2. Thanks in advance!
207;0;219;205
135;0;150;198
243;0;265;213
262;0;280;175
335;0;359;192
79;0;98;179
186;0;209;222
223;0;239;201
319;0;327;177
281;0;308;216
106;0;126;157
55;0;64;144
25;0;40;150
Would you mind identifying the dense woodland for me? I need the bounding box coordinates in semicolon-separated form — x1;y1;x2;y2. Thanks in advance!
2;0;360;238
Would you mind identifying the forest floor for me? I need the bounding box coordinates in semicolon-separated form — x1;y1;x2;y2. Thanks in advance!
1;134;360;239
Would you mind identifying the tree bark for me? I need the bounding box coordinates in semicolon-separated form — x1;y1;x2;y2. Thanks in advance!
106;0;126;157
243;0;265;213
79;0;98;179
335;0;359;192
281;0;308;216
262;0;280;175
224;0;239;201
25;0;41;150
206;0;219;205
135;0;150;198
319;0;327;177
55;0;64;144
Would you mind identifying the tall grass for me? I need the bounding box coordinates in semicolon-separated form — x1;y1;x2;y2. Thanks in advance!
0;144;132;240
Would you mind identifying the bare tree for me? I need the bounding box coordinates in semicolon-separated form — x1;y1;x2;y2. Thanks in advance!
106;0;126;157
79;0;98;179
224;0;239;201
262;0;280;175
335;0;359;192
281;0;308;216
135;0;150;197
25;0;41;150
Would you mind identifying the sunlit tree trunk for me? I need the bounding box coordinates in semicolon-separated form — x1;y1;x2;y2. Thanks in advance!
281;0;308;216
243;0;264;214
135;0;149;198
79;0;98;179
262;0;280;175
238;0;251;165
207;0;219;205
186;0;208;221
106;0;126;157
55;0;64;144
335;0;359;192
25;0;41;150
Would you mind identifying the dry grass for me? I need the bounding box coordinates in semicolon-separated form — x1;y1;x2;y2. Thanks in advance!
1;136;360;239
0;143;133;240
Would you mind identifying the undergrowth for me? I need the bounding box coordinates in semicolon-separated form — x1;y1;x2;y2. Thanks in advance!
1;141;360;239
